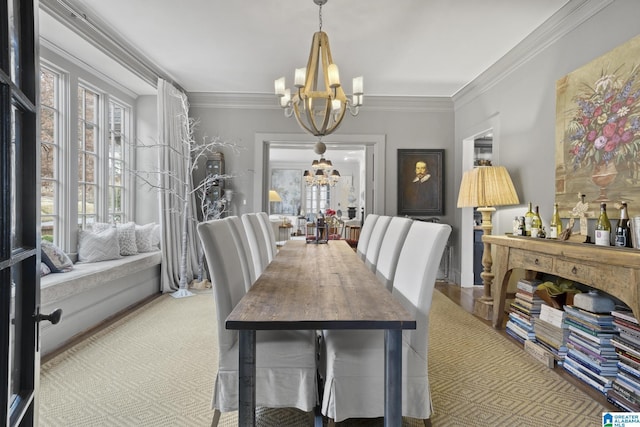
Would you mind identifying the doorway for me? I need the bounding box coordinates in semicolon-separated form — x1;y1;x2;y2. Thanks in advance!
253;133;386;218
460;118;498;288
1;1;40;425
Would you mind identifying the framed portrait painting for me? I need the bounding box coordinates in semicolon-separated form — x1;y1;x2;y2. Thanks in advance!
397;149;444;216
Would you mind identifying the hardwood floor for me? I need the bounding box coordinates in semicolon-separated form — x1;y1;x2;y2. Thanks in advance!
435;281;617;411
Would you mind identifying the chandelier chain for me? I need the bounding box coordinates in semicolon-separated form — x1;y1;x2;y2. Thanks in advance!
318;3;323;31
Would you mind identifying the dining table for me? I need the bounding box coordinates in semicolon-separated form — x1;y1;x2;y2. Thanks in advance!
226;239;416;427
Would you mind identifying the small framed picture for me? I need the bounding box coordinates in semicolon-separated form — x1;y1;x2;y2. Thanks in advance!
397;149;444;216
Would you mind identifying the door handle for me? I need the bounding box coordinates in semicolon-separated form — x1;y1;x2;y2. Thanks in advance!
34;308;63;325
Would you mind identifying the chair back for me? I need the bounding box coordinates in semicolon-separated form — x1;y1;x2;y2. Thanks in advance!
227;216;256;289
392;221;451;360
364;215;392;271
196;219;247;354
375;217;413;290
256;212;277;261
241;213;270;277
356;214;380;260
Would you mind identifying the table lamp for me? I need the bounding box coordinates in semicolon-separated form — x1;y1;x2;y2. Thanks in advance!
268;190;282;215
457;166;519;318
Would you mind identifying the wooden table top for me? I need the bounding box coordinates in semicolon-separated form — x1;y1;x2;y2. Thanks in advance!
226;240;416;331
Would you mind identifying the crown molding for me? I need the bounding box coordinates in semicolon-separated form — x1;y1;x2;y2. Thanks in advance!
452;0;614;109
41;37;139;100
187;92;453;113
40;0;183;92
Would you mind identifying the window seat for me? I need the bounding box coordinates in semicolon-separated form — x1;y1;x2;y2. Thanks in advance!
40;251;162;356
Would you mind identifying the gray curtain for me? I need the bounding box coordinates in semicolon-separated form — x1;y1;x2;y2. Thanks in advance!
157;78;199;294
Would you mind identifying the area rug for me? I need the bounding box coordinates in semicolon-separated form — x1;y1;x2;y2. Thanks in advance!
39;290;607;426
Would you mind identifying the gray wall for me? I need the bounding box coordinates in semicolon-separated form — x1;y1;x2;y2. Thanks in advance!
188;96;455;221
452;0;638;283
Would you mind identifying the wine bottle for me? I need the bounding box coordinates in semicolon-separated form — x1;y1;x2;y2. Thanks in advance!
524;202;534;236
594;202;611;246
549;203;562;239
531;205;542;238
614;202;632;248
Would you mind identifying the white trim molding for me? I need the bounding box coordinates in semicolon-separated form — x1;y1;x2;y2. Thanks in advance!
453;0;614;109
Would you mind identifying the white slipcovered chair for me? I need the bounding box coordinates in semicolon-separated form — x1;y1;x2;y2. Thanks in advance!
226;216;257;289
364;215;392;271
241;213;271;277
256;211;277;261
196;219;318;426
356;214;380;260
320;221;452;425
375;216;413;291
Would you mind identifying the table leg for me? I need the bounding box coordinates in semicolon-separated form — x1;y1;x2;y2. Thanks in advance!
384;329;402;427
238;330;256;426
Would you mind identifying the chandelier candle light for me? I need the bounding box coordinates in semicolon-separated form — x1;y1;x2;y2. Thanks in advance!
303;141;340;187
275;0;363;137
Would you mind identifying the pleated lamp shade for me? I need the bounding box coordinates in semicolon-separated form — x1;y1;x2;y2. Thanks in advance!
268;190;282;202
457;166;519;208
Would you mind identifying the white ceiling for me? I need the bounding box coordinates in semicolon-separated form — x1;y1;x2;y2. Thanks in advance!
40;0;570;98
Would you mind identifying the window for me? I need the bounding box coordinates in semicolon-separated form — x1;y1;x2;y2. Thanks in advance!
40;67;60;242
108;101;126;223
38;68;132;249
304;185;331;215
77;85;99;230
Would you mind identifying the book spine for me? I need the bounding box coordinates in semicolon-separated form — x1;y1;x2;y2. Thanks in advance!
613;378;640;403
612;310;639;325
564;361;606;393
564;358;614;386
539;310;565;329
612;337;640;359
568;325;613;345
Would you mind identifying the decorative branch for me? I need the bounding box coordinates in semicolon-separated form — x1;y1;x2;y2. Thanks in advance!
129;94;245;297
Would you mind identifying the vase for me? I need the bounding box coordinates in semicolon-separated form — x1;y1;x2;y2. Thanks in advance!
591;161;618;202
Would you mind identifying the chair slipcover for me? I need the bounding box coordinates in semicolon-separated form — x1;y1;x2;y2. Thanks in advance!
256;211;277;261
241;213;270;277
375;216;413;291
364;215;392;271
356;214;380;260
226;216;256;289
321;221;452;423
196;219;317;419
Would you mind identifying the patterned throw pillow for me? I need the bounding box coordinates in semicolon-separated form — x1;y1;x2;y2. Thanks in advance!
40;262;51;277
41;241;74;272
78;227;121;263
135;223;156;253
93;222;138;256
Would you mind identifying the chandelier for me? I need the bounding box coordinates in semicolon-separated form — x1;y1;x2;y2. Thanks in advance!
274;0;363;137
303;142;341;187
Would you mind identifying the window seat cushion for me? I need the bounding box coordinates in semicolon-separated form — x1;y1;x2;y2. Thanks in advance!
41;251;162;305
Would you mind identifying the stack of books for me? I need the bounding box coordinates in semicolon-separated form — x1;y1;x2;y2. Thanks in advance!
506;279;543;344
608;309;640;411
532;304;570;364
563;305;619;394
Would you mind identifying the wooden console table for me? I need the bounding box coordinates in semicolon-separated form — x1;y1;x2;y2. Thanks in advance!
484;234;640;329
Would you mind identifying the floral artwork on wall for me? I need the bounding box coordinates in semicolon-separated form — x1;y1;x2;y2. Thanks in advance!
271;169;301;215
555;33;640;219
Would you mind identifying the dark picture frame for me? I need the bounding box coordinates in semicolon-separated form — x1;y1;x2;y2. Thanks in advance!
397;149;444;216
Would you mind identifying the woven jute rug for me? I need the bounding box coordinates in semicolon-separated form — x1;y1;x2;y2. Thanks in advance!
40;289;607;426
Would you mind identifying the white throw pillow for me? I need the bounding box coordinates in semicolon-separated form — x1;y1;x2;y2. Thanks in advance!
151;223;162;249
135;223;156;253
78;227;121;263
93;222;138;256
